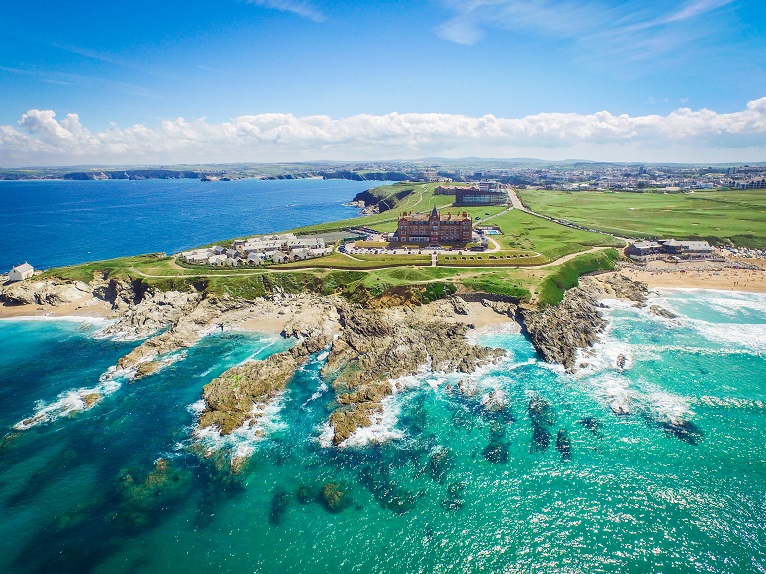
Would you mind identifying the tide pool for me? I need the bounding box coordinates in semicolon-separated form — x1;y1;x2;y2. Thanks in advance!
0;289;764;573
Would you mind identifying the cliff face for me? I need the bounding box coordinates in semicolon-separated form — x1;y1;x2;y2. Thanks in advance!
63;169;204;181
351;187;415;213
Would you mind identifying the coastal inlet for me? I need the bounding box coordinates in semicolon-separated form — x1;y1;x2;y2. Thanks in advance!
0;278;765;572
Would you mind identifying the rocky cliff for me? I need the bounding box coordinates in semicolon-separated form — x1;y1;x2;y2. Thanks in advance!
521;273;648;371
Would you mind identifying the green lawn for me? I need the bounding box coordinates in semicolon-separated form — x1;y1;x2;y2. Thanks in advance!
518;189;766;248
487;209;623;261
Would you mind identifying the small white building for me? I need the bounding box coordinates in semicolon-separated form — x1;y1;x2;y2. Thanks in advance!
9;263;34;282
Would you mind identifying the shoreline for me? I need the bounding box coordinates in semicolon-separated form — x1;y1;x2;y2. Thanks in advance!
614;259;766;294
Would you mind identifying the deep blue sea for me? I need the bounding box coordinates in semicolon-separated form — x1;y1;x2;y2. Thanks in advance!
1;179;765;572
0;178;378;271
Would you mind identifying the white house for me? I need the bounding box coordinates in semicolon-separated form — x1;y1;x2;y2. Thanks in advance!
9;263;34;282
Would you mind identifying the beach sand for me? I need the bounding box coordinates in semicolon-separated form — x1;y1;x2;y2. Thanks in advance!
617;259;766;293
0;296;115;321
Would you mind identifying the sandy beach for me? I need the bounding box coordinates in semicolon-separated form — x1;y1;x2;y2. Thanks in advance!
617;259;766;293
0;296;115;321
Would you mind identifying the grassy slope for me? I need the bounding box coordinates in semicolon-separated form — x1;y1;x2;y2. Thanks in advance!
488;210;623;261
518;189;766;248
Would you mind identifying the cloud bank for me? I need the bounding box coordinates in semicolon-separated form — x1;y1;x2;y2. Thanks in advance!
2;99;766;167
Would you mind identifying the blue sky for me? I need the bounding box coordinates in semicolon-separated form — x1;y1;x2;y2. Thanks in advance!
1;0;765;165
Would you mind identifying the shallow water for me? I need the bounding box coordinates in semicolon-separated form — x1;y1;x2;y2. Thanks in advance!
1;290;765;573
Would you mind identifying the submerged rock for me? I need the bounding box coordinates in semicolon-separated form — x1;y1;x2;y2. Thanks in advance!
656;419;704;445
528;394;554;452
320;482;352;513
269;488;290;525
296;485;315;505
112;458;191;528
359;465;416;515
555;429;571;461
441;482;466;512
482;433;510;463
578;417;603;438
650;304;678;319
427;447;455;483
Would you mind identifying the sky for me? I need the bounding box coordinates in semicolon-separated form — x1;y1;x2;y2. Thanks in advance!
1;0;765;166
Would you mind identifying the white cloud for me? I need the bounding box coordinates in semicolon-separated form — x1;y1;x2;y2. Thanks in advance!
2;100;766;166
246;0;325;22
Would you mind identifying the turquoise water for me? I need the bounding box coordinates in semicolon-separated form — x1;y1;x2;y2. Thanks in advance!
0;178;381;270
1;289;765;573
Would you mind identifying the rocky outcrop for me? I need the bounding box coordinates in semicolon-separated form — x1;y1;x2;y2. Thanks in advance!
649;304;678;319
521;274;648;371
481;299;517;318
197;333;333;434
323;303;505;445
0;278;93;306
522;287;606;371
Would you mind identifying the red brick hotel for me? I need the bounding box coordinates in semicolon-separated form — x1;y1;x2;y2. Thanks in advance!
395;206;473;244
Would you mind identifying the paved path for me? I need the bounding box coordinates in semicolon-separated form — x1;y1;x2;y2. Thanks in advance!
128;244;615;280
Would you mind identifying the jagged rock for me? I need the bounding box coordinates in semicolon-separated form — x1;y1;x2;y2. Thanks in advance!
323;303;505;445
650;304;678;319
522;288;606;371
616;354;627;370
521;275;648;371
481;299;517;318
480;389;509;412
198;333;333;435
582;273;648;306
449;295;470;315
0;278;92;306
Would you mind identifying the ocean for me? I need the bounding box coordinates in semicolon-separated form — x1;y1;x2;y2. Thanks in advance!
1;289;764;573
0;178;379;271
1;179;765;572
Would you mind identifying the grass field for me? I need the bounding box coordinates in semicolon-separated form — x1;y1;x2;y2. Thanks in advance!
518;189;766;248
487;209;623;261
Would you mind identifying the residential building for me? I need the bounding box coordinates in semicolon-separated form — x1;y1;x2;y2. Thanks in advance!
8;263;34;282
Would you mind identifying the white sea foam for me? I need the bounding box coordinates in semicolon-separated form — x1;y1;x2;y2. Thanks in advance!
336;392;404;448
682;319;766;353
190;393;287;466
13;366;132;430
645;389;695;426
302;382;328;406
